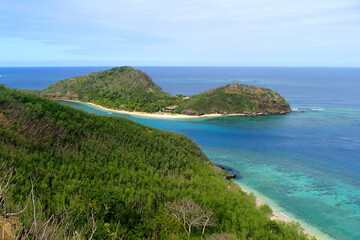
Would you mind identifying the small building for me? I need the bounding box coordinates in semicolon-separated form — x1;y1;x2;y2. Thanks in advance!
163;106;177;112
182;96;190;100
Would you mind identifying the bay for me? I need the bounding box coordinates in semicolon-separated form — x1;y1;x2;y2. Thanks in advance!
1;66;360;239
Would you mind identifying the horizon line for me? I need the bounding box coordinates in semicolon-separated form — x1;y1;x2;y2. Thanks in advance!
1;65;360;69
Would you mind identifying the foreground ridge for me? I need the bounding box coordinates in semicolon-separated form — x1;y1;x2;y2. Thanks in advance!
0;85;309;239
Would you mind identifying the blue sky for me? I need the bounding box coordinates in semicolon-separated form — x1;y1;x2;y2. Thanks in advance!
1;0;360;66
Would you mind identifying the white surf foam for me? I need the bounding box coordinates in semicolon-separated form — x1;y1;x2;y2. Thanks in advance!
291;108;306;112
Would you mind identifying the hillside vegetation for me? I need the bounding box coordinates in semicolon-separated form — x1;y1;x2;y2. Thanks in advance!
40;66;182;113
40;67;290;115
0;86;308;239
175;83;290;115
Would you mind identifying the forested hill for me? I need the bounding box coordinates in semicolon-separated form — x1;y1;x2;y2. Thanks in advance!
0;86;309;239
174;83;291;116
40;66;180;113
39;67;291;115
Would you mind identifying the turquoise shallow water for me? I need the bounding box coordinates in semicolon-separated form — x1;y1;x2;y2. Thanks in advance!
61;101;360;240
2;67;360;239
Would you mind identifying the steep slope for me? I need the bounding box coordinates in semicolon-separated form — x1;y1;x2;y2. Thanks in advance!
40;66;180;113
0;86;308;239
175;83;291;115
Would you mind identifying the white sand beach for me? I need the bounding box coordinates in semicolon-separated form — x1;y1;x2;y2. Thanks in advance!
62;100;269;119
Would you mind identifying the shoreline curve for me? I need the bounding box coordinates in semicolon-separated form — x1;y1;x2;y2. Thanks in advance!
60;99;329;239
60;100;289;119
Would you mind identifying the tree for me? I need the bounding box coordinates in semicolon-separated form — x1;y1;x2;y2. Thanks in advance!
259;204;273;215
0;164;96;240
151;214;181;237
165;199;215;236
205;232;237;240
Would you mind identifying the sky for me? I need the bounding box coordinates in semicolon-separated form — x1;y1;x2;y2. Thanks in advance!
1;0;360;67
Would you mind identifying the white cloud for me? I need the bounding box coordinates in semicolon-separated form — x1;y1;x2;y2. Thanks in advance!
1;0;360;66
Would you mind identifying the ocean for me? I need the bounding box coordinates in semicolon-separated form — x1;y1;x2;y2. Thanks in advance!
1;67;360;239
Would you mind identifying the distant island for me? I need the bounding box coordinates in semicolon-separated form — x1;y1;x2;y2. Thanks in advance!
39;67;291;117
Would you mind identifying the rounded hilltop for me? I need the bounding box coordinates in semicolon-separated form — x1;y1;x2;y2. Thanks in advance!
40;66;291;116
40;66;173;113
175;83;291;116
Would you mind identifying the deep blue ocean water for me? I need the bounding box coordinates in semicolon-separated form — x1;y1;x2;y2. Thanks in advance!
1;67;360;239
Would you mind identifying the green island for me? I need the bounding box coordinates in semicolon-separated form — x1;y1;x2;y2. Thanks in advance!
0;85;311;239
39;67;290;116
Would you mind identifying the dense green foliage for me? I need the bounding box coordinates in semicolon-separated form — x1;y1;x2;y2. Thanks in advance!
39;67;290;116
0;86;308;239
259;204;274;215
40;67;182;113
174;84;290;115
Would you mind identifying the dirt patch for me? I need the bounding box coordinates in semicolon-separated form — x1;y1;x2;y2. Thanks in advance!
225;88;242;94
0;217;20;240
0;112;9;125
224;84;246;94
